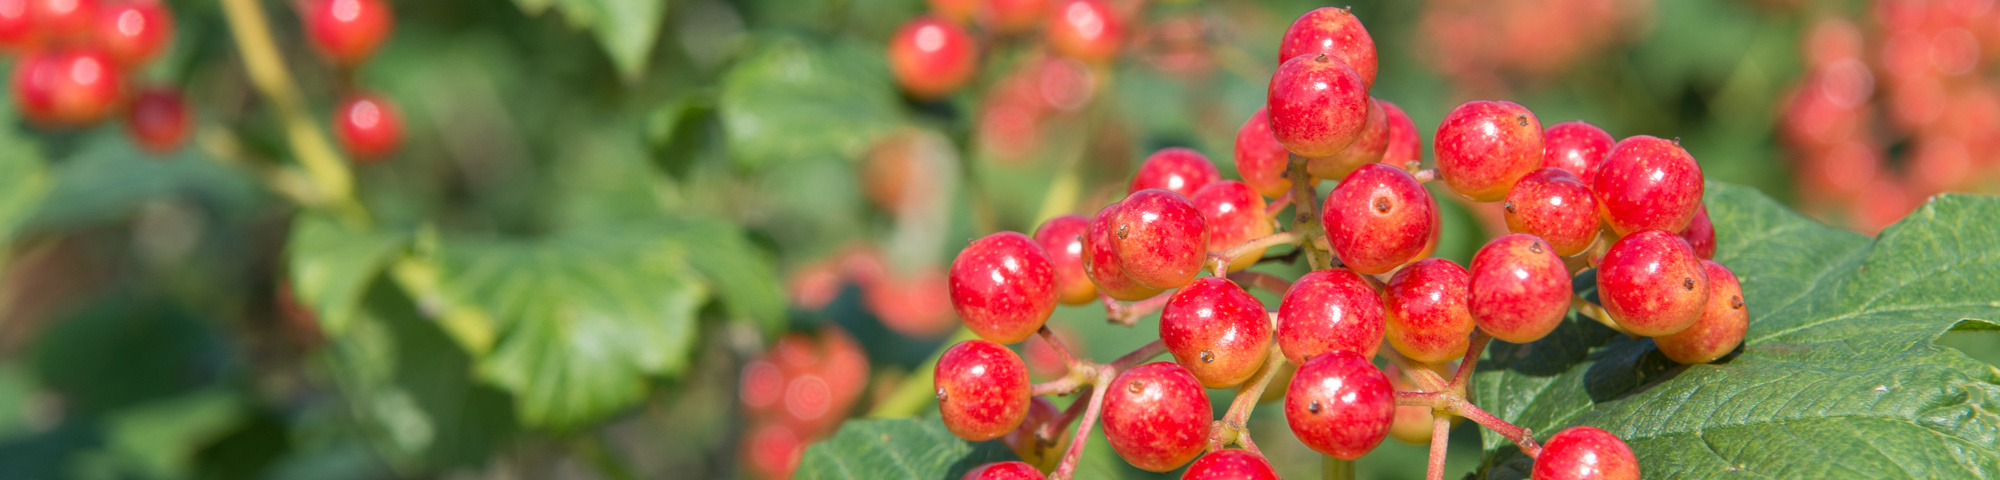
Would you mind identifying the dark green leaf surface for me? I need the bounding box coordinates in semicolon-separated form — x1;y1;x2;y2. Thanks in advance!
796;418;1019;479
287;214;410;335
1474;183;2000;478
718;36;902;169
512;0;666;80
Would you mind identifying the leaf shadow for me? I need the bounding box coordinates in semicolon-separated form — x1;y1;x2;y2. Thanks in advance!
1482;314;1624;378
939;440;1021;479
1583;338;1683;403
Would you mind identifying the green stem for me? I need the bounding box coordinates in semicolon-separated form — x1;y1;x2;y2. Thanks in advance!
867;329;978;418
1323;456;1354;480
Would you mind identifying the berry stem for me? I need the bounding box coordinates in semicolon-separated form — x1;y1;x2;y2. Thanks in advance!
1324;456;1354;480
1107;339;1169;371
1394;391;1542;458
1039;326;1081;371
1381;346;1451;393
1100;293;1172;327
1044;387;1094;440
1207;343;1289;452
1571;294;1630;335
1050;365;1116;480
218;0;369;226
1427;415;1450;480
1285;153;1332;270
1265;190;1295;218
1226;270;1293;296
1210;230;1305;276
1413;168;1438;183
1451;331;1491;389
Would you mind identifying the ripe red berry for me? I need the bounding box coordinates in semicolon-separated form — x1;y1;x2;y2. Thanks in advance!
1322;163;1437;274
1378;99;1420;168
1191;180;1272;273
1277;268;1386;365
1434;100;1545;202
1130;147;1219;198
1108;189;1209;290
1597;229;1709;337
1541;120;1613;182
1678;205;1716;260
935;339;1032;441
333;94;403;162
1503;168;1601;257
1001;398;1069;471
1532;426;1640;480
1308;97;1389;180
963;461;1047;480
1234;107;1295;198
12;49;122;126
865;270;956;338
1593;135;1705;235
1284;350;1393;460
1033;214;1097;305
742;422;804;480
1276;6;1377;88
1383;258;1474;364
889;16;978;100
31;0;95;42
1046;0;1121;64
95;0;171;66
1654;260;1746;364
1266;53;1369;158
1468;234;1570;344
1160;277;1273;388
300;0;392;66
1101;362;1211;472
0;0;32;48
125;87;189;154
977;0;1046;34
1181;449;1280;480
949;231;1058;344
1084;202;1163;301
740;359;786;415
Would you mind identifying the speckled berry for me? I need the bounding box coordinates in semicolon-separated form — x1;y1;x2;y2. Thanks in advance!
1276;6;1377;88
950;231;1058;343
1084;202;1164;301
1161;277;1273;388
936;339;1032;441
1383;258;1474;364
1181;449;1280;480
1593;135;1705;235
1654;260;1746;364
1131;147;1220;198
1001;397;1070;472
1101;362;1212;472
1503;168;1601;257
1034;214;1098;305
1322;163;1437;274
1234;107;1294;198
963;461;1048;480
1541;120;1613;182
1109;189;1209;290
1679;205;1716;260
1533;426;1640;480
1267;53;1369;158
1598;229;1709;337
1309;97;1390;180
1434;100;1545;202
1277;268;1386;365
1191;180;1273;273
1468;234;1570;344
1284;350;1394;460
1379;99;1421;168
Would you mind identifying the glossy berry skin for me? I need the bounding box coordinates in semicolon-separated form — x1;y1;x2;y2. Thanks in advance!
1160;277;1273;388
1084;202;1163;301
1101;362;1212;472
95;0;172;66
949;231;1058;344
1191;180;1272;272
1468;234;1570;344
1593;135;1705;235
1046;0;1120;64
1541;120;1613;182
935;340;1031;441
1383;258;1474;364
1234;107;1293;198
1277;268;1385;365
301;0;392;66
333;94;403;162
1679;205;1716;260
1180;449;1280;480
1533;426;1640;480
1130;147;1220;198
1655;260;1746;364
1503;168;1601;257
1379;99;1421;168
1284;351;1394;460
963;461;1047;480
126;88;189;154
1108;189;1209;290
1434;100;1545;202
0;0;32;48
1267;53;1369;159
31;0;95;42
1276;6;1377;88
889;16;977;100
12;49;122;126
1598;229;1710;337
1323;163;1436;274
739;359;785;415
1001;398;1069;471
1033;214;1097;305
742;422;804;480
1308;96;1388;180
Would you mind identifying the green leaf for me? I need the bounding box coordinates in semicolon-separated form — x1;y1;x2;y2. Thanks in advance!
286;214;410;335
323;281;518;470
23;136;261;232
718;36;902;169
1473;183;2000;478
513;0;667;81
796;418;1020;479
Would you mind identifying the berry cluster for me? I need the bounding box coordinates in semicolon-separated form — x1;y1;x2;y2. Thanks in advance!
299;0;403;163
737;326;872;480
938;7;1751;479
1415;0;1652;96
4;0;184;151
1780;1;2000;234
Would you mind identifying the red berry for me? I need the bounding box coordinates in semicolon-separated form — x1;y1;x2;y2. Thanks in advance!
862;128;952;214
1308;97;1390;179
1468;234;1570;344
1284;350;1393;460
1276;6;1377;88
740;359;786;415
1322;163;1437;274
0;0;32;48
1160;277;1273;388
31;0;95;42
935;339;1032;441
300;0;392;66
125;87;189;154
1678;205;1715;260
1033;214;1097;305
1180;449;1280;480
12;49;122;126
1434;100;1545;202
1532;426;1640;480
1277;268;1386;365
889;16;978;100
1001;397;1069;472
333;94;403;162
1084;202;1164;301
1233;106;1294;198
1046;0;1121;64
1383;258;1474;364
1654;260;1746;364
949;231;1058;343
865;270;956;339
1108;189;1209;290
1101;362;1211;472
1191;180;1272;273
1541;120;1613;182
1503;168;1601;257
1593;135;1704;235
742;422;804;480
1378;99;1421;168
1266;53;1370;158
1597;229;1709;337
94;0;171;66
818;325;871;413
963;461;1048;480
977;0;1046;34
1130;147;1219;198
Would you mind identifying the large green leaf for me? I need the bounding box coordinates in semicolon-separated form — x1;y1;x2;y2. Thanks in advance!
718;36;902;169
797;418;1020;479
286;214;410;335
1473;183;2000;478
513;0;668;81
